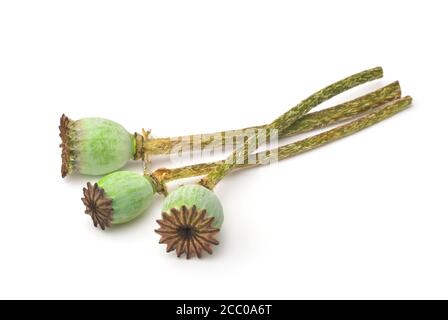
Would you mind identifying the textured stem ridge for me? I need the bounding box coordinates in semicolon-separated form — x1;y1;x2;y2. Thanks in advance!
276;96;412;160
282;81;400;138
148;81;400;190
150;96;411;188
199;67;384;189
141;67;385;157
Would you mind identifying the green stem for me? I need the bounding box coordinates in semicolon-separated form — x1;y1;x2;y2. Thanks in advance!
281;81;400;137
151;96;411;192
142;67;385;157
199;67;384;190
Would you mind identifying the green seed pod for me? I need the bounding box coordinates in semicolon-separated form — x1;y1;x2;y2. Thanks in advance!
155;184;224;258
59;114;135;177
81;171;155;229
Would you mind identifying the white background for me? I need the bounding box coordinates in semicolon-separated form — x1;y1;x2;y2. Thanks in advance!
0;0;447;299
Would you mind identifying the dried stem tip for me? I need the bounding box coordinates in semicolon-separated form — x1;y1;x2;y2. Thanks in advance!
155;206;220;259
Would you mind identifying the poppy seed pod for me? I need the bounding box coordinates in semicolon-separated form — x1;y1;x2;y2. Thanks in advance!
59;114;135;177
81;171;155;229
155;185;224;258
60;68;394;178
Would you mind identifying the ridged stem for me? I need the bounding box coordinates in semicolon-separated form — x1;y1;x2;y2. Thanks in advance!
150;96;411;194
147;81;400;193
199;67;384;190
142;67;385;157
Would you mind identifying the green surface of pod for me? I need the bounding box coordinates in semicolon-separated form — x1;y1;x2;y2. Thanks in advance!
162;184;224;228
60;115;135;176
98;171;154;224
74;118;134;175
